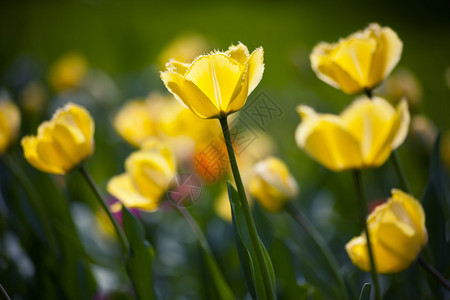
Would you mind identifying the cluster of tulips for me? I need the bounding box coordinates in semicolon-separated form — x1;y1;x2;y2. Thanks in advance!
0;23;448;299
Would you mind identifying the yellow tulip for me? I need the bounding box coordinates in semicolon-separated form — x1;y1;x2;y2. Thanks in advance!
48;52;88;93
311;23;403;94
0;99;21;154
107;140;176;211
295;96;409;171
21;103;94;174
161;42;264;119
248;157;299;213
346;189;427;273
113;95;163;147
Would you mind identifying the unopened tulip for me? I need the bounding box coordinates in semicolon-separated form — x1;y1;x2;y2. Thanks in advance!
346;189;427;273
21;103;94;174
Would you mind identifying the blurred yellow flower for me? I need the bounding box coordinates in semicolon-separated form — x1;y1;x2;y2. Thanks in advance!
249;157;299;213
378;68;422;108
346;189;427;273
21;103;94;174
157;33;210;70
311;23;402;94
296;96;409;171
107;139;176;211
113;95;163;147
0;99;21;154
48;52;88;93
161;42;264;119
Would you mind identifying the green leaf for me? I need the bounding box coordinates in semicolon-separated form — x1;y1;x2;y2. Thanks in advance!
122;205;155;300
421;134;449;272
227;182;274;300
358;283;371;300
202;250;235;300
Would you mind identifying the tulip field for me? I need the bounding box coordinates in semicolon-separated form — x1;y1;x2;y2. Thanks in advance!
0;1;449;299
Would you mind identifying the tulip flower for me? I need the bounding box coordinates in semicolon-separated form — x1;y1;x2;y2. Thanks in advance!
0;99;21;154
107;139;176;211
113;96;161;147
160;42;264;119
311;23;403;94
249;157;299;212
21;103;94;174
295;96;409;171
48;52;88;93
346;189;427;273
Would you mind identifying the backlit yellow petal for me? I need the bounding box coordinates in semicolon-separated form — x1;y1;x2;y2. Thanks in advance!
247;47;264;94
21;136;65;174
186;53;244;113
367;24;403;87
107;173;159;211
311;45;362;94
165;60;190;75
161;71;219;118
296;110;363;171
226;42;249;65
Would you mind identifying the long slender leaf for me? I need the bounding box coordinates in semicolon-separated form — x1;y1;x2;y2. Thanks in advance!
358;283;371;300
227;182;271;299
122;205;155;300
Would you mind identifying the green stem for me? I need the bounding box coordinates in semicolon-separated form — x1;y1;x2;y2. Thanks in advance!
0;283;11;300
174;205;234;300
352;170;381;300
418;256;450;291
1;153;57;254
78;164;128;252
390;150;412;194
285;202;348;300
219;116;275;299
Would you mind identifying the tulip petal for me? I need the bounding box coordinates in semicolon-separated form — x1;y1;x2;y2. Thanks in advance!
226;43;249;65
345;236;371;271
165;60;190;75
296;106;363;171
391;189;427;245
107;173;159;211
247;47;264;95
161;71;219;118
185;53;244;114
125;151;175;201
368;24;403;87
340;96;396;165
60;104;94;153
311;45;363;94
21;136;65;174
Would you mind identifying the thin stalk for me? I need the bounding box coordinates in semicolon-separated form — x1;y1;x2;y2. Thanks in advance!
1;153;57;254
78;164;128;251
390;151;412;194
0;283;11;300
219;116;275;299
174;205;234;300
285;202;348;300
418;256;450;291
352;170;381;300
364;88;373;99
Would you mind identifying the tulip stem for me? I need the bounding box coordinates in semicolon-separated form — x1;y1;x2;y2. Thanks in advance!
285;202;348;300
1;153;58;254
352;170;381;300
0;283;11;300
219;116;275;299
364;88;373;99
78;164;129;252
390;151;412;194
418;256;450;291
173;205;234;300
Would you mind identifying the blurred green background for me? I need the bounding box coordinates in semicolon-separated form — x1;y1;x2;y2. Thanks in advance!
1;0;449;299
